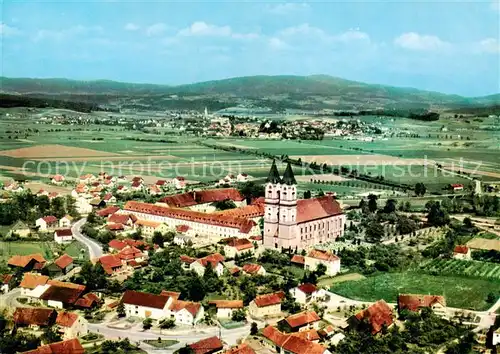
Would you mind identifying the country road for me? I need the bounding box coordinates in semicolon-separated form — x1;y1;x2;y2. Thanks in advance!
71;218;104;260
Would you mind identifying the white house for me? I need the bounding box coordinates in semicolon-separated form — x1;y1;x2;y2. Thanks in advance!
189;253;225;277
209;300;244;319
1;274;12;294
19;273;51;300
304;249;341;276
453;245;472;260
493;328;500;346
171;176;186;189
54;229;74;244
242;263;266;276
59;215;73;228
79;174;96;184
36;216;58;231
56;312;88;340
290;283;326;305
75;197;92;214
237;173;250;183
51;175;65;185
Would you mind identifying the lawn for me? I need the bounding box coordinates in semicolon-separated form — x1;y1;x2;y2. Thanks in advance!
0;241;54;261
63;240;89;262
330;272;500;311
143;339;178;348
317;273;365;287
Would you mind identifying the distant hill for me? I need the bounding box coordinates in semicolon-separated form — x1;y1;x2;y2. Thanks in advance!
1;75;498;111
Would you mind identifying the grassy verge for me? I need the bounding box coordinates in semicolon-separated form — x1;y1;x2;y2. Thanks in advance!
143;339;179;348
317;273;365;287
330;271;500;311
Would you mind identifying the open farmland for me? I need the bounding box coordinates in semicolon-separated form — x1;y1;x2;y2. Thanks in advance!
330;271;500;311
0;144;121;158
0;241;54;261
420;259;500;280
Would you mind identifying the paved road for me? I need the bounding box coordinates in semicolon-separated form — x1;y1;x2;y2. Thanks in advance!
0;289;23;310
89;322;250;353
72;218;103;260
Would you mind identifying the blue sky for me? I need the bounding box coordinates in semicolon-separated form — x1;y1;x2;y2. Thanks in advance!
1;0;499;96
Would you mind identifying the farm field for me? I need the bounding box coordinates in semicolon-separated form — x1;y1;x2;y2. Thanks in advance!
0;241;55;261
420;259;500;280
330;271;500;311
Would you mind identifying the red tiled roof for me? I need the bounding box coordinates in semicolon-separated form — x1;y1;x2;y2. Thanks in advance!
242;263;262;274
222;237;253;251
118;246;143;260
156;180;166;186
74;293;101;308
262;326;289;347
189;336;223;354
454;245;469;254
40;285;85;304
209;300;244;309
217;203;265;219
108;213;133;224
98;254;122;274
159;192;197;208
291;255;305;265
55;229;73;237
122;290;170;309
249;235;262;241
98;206;120;217
296;196;342;223
176;224;190;233
251;197;265;205
52;174;65;182
169;299;202;317
451;184;464;188
124;201;256;233
103;193;114;201
398;294;446;312
56;311;78;327
223;343;256;354
290;329;320;342
297;283;317;294
135;219;162;228
354;300;394;334
42;216;58;223
285;311;320;328
20;273;49;289
13;308;56;326
109;239;127;250
159;188;244;208
160;290;181;300
180;255;197;264
1;274;12;284
21;338;84;354
107;223;124;231
307;249;339;262
197;253;225;268
281;334;326;354
54;254;73;270
253;292;285;307
8;253;46;269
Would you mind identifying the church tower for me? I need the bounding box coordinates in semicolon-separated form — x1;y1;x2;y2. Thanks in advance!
263;160;281;249
277;162;298;249
263;161;298;250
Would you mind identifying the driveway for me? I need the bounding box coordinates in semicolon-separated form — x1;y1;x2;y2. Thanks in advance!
72;218;103;260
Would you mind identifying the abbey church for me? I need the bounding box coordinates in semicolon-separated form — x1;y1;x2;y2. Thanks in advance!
263;161;346;250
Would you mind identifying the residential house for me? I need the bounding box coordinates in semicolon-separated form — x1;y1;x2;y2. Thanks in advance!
209;300;244;319
148;185;162;196
39;282;86;309
102;193;116;204
190;253;225;277
75;197;92;214
156;180;167;189
116;185;129;194
37;189;49;197
8;220;31;237
348;300;394;335
51;174;65;185
59;215;73;228
397;294;446;316
108;238;147;252
79;174;96;184
304;249;341;276
174;234;192;247
108;213;136;228
223;344;256;354
237;173;250;183
48;192;60;200
19;338;84;354
36;216;58;231
46;254;74;276
450;183;464;192
168;299;204;326
453;245;471;260
19;273;51;299
262;326;330;354
282;311;321;332
172;176;186;189
4;182;23;193
222;238;254;258
131;181;143;191
242;264;266;276
13;307;57;329
249;292;285;318
1;274;12;293
56;311;88;340
74;292;102;309
54;229;74;244
98;254;125;275
97;206;120;217
289;283;326;305
134;219;169;237
188;336;224;354
291;255;305;267
8;254;46;272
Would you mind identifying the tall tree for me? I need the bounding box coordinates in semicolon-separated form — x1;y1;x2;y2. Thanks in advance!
367;194;378;213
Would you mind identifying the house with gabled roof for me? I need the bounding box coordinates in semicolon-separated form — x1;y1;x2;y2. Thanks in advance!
134;219;169;236
209;300;244;319
98;254;125;275
262;326;330;354
249;291;285;318
1;274;12;293
397;294;446;316
13;307;57;329
348;300;394;335
39;281;86;309
188;336;224;354
453;245;471;260
54;228;74;244
242;263;266;276
289;283;326;305
51;174;65;185
8;254;46;272
45;254;74;276
56;311;88;340
35;215;58;231
282;311;321;332
8;220;31;237
223;343;256;354
221;237;255;258
19;273;50;299
59;215;73;228
20;338;84;354
190;253;225;277
79;174;96;184
304;249;341;276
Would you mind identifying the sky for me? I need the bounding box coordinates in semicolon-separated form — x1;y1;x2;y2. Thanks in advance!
1;0;499;97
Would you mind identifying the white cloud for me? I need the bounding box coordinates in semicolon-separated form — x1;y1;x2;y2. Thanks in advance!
394;32;450;51
477;38;500;53
335;29;370;42
278;24;369;44
278;23;326;38
268;37;289;50
178;21;258;39
146;23;168;36
124;23;140;31
33;25;102;41
491;0;500;12
0;23;21;37
266;3;310;15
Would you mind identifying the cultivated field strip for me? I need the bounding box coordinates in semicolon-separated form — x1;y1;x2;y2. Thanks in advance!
420;259;500;280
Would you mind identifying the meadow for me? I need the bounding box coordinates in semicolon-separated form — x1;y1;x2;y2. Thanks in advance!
420;258;500;280
330;271;500;311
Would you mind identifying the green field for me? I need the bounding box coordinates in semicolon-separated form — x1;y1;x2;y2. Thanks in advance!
0;241;55;261
330;272;500;311
420;259;500;280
